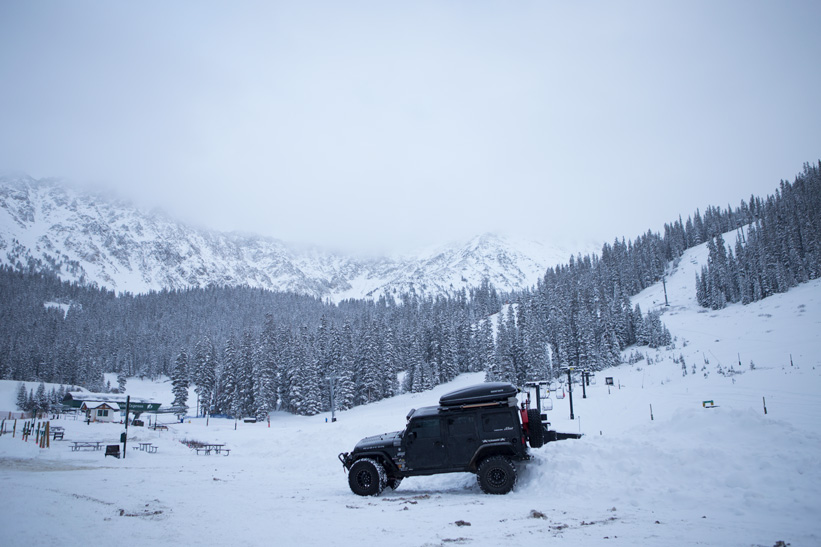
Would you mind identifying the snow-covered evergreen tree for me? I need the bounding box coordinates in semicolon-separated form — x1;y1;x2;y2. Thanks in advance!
15;382;27;411
171;348;189;417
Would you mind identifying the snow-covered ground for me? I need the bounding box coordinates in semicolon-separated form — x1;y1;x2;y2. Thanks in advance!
1;240;820;546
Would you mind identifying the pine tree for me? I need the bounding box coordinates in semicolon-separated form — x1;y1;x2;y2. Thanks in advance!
15;382;27;411
35;382;48;414
171;348;189;418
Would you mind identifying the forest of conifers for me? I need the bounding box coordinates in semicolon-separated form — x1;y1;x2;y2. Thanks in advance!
2;162;819;417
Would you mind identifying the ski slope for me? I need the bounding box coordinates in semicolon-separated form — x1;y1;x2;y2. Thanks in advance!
1;240;820;546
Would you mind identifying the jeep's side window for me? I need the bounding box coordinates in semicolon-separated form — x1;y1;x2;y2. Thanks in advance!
482;411;515;433
409;417;441;439
448;414;475;436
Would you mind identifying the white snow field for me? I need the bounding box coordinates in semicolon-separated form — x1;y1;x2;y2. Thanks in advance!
1;240;820;546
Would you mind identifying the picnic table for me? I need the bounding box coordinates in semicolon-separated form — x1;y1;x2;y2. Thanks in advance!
194;443;230;456
71;441;103;451
151;424;169;431
134;442;158;453
51;426;65;440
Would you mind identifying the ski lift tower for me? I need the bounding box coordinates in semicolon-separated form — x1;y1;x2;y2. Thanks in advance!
580;368;590;399
560;367;575;420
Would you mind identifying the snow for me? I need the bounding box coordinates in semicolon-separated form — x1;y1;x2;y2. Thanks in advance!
1;240;820;546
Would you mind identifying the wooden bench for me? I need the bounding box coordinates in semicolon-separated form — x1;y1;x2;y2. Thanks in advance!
152;424;169;431
105;444;120;458
148;445;158;453
52;430;64;440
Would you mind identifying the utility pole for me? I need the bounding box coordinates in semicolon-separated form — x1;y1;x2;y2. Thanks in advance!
662;274;669;307
328;375;338;423
123;395;130;459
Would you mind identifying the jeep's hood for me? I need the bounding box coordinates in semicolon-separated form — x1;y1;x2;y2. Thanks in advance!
353;430;402;452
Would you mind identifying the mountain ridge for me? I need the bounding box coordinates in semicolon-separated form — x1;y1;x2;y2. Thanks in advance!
0;175;584;301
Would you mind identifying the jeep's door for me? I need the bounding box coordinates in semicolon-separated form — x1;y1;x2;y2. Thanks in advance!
445;413;478;469
403;416;447;471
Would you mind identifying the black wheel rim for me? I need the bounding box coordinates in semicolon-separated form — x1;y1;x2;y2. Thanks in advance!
488;467;507;488
356;469;373;489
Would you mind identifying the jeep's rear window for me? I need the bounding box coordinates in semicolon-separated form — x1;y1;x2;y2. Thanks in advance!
482;411;516;433
409;417;441;439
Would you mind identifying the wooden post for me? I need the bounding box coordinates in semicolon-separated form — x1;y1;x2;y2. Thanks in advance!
650;404;654;421
763;397;767;415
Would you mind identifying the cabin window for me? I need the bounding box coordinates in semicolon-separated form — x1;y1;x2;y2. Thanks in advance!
97;409;108;417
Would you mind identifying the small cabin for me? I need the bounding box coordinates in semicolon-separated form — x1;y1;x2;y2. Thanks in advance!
80;401;120;423
63;392;161;418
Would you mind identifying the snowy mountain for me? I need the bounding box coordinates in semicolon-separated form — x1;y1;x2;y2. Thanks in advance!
0;174;580;301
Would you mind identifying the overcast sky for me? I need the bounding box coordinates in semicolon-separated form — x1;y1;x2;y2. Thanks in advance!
1;1;819;255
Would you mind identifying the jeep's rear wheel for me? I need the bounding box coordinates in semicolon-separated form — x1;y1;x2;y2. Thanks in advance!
348;458;387;496
477;455;517;495
527;409;545;448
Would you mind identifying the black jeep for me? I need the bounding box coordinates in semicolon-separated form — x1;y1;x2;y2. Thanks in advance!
339;382;557;496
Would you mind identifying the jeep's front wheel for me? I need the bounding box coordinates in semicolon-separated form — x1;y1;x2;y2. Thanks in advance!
477;455;517;495
348;458;387;496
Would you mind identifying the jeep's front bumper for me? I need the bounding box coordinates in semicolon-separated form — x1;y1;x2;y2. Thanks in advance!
338;452;353;470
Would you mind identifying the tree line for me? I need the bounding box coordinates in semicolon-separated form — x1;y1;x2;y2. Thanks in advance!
696;162;821;309
3;161;818;416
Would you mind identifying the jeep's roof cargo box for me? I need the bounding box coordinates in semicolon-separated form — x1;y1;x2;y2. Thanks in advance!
439;383;518;407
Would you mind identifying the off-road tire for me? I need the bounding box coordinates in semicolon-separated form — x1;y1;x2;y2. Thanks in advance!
527;408;545;448
477;455;517;495
348;458;387;496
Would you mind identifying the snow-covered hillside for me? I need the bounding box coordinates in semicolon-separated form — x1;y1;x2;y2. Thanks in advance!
1;236;819;546
0;175;580;301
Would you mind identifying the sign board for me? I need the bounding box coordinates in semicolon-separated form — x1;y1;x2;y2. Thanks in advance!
605;377;614;386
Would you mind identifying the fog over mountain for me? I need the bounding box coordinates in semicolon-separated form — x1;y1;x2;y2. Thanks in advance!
0;174;582;301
